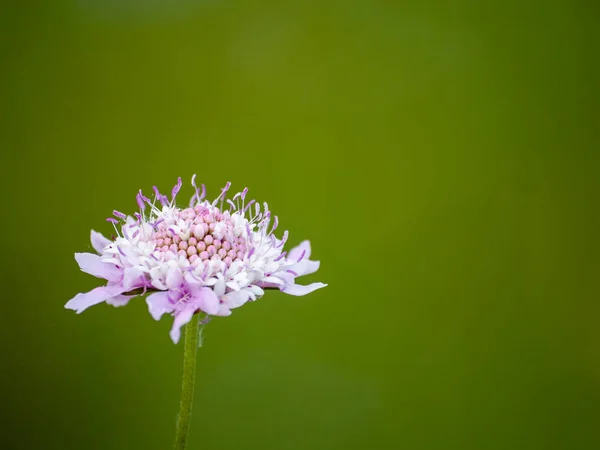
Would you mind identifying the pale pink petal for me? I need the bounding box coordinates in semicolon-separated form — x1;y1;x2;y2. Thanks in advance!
281;282;327;296
288;240;311;262
90;230;111;253
65;284;126;314
75;253;122;282
170;304;199;344
146;291;175;320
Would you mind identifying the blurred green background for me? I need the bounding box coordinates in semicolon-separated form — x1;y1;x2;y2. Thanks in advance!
1;1;599;449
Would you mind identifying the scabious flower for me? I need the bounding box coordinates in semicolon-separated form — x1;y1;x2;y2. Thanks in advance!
65;177;326;343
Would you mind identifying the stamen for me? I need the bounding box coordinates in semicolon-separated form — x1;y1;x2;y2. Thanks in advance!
277;230;289;248
153;186;168;207
270;216;279;234
242;199;255;214
136;191;146;211
171;177;182;202
190;174;200;207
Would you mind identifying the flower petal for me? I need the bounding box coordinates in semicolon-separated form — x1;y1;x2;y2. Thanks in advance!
122;267;144;290
146;291;174;320
288;240;311;262
166;267;183;290
261;271;294;288
288;259;320;277
281;282;327;296
190;286;220;315
262;276;286;285
170;304;199;344
106;295;134;307
91;230;111;253
65;284;126;314
215;302;232;317
224;290;251;309
75;253;122;282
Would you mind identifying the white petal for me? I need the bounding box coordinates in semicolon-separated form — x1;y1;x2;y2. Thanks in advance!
282;282;327;296
166;267;183;290
214;276;226;297
262;276;285;285
226;281;240;291
224;290;251;309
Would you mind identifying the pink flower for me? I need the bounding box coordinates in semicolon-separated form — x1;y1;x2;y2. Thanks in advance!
65;177;326;343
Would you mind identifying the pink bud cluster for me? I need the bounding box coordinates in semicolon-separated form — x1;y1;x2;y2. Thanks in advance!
152;205;247;266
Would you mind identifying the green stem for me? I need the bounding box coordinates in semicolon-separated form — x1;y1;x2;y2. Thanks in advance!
173;314;200;450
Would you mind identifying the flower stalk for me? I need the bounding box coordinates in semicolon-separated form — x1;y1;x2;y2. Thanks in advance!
173;314;200;450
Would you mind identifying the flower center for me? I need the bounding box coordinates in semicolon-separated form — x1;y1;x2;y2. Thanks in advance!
151;205;247;266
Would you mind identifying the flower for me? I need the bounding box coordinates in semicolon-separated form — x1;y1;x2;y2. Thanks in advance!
65;177;326;343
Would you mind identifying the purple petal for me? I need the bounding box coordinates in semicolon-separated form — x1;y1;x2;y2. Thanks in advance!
189;286;220;315
287;240;311;261
75;253;122;282
281;282;327;296
65;284;126;314
90;230;112;253
146;291;174;320
170;304;199;344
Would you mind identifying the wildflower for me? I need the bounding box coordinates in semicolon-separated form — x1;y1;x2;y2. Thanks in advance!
65;177;326;343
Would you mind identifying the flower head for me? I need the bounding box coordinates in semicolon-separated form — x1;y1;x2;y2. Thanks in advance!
65;177;326;343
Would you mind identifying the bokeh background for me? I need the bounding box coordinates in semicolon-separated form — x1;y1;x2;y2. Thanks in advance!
1;1;599;449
